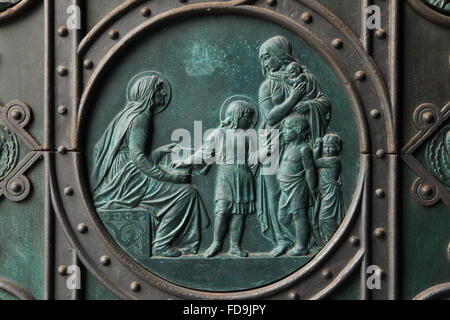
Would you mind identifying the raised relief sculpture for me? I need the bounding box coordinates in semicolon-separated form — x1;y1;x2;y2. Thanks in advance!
426;125;450;188
257;36;332;257
277;115;317;256
173;99;258;258
91;35;347;263
314;134;345;244
91;74;209;258
0;119;18;182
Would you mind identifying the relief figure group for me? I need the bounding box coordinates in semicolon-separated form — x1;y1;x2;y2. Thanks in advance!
91;36;345;258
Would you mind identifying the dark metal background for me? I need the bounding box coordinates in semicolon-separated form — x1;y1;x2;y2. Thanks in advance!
0;0;448;300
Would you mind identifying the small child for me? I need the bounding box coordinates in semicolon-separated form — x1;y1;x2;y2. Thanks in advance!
284;61;307;88
172;100;257;258
276;114;317;256
314;134;345;244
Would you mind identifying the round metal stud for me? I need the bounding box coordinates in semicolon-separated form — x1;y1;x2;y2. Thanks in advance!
57;106;67;115
57;145;67;154
83;59;94;70
130;281;141;292
422;111;435;124
419;184;434;199
375;188;385;198
301;12;313;24
331;38;343;49
374;228;386;239
57;26;69;37
57;265;68;276
266;0;277;6
57;66;68;77
140;7;151;17
10;181;22;193
321;269;332;280
376;149;385;159
64;187;74;196
109;29;119;40
370;109;381;119
100;255;111;266
375;29;386;39
77;223;88;234
288;291;300;300
354;70;366;81
349;236;360;247
11;109;23;121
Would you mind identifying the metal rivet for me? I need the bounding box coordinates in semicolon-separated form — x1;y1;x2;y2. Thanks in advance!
130;281;141;292
321;269;332;280
84;59;94;70
375;189;385;198
10;182;22;193
109;29;119;40
288;291;300;300
375;29;387;39
57;65;68;76
349;236;360;247
57;145;67;154
141;7;151;17
58;106;67;115
100;256;111;266
419;184;434;198
354;70;366;81
64;187;74;196
57;26;68;37
57;265;68;276
422;111;435;124
376;149;385;159
370;109;381;119
266;0;277;6
301;12;313;24
11;109;23;121
374;228;386;239
332;38;343;49
77;223;88;234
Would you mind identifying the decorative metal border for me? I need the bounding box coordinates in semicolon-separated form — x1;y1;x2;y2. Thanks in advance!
405;0;450;28
0;100;43;202
0;0;33;23
402;102;450;207
0;278;35;300
413;282;450;300
48;0;395;299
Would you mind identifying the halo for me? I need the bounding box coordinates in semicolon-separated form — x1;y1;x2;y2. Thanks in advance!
126;71;172;114
219;95;259;129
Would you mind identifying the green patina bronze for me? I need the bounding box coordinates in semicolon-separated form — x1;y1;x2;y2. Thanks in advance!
0;119;18;181
86;15;359;292
424;0;450;12
426;125;450;189
0;0;20;11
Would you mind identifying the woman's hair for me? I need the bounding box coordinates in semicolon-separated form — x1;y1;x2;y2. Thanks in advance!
259;36;303;77
127;75;161;111
324;133;343;152
221;100;254;129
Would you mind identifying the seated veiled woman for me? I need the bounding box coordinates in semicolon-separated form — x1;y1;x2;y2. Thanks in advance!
91;74;209;257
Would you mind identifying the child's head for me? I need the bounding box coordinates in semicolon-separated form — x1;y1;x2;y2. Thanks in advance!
282;114;310;142
323;133;342;157
222;100;254;130
286;62;303;79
